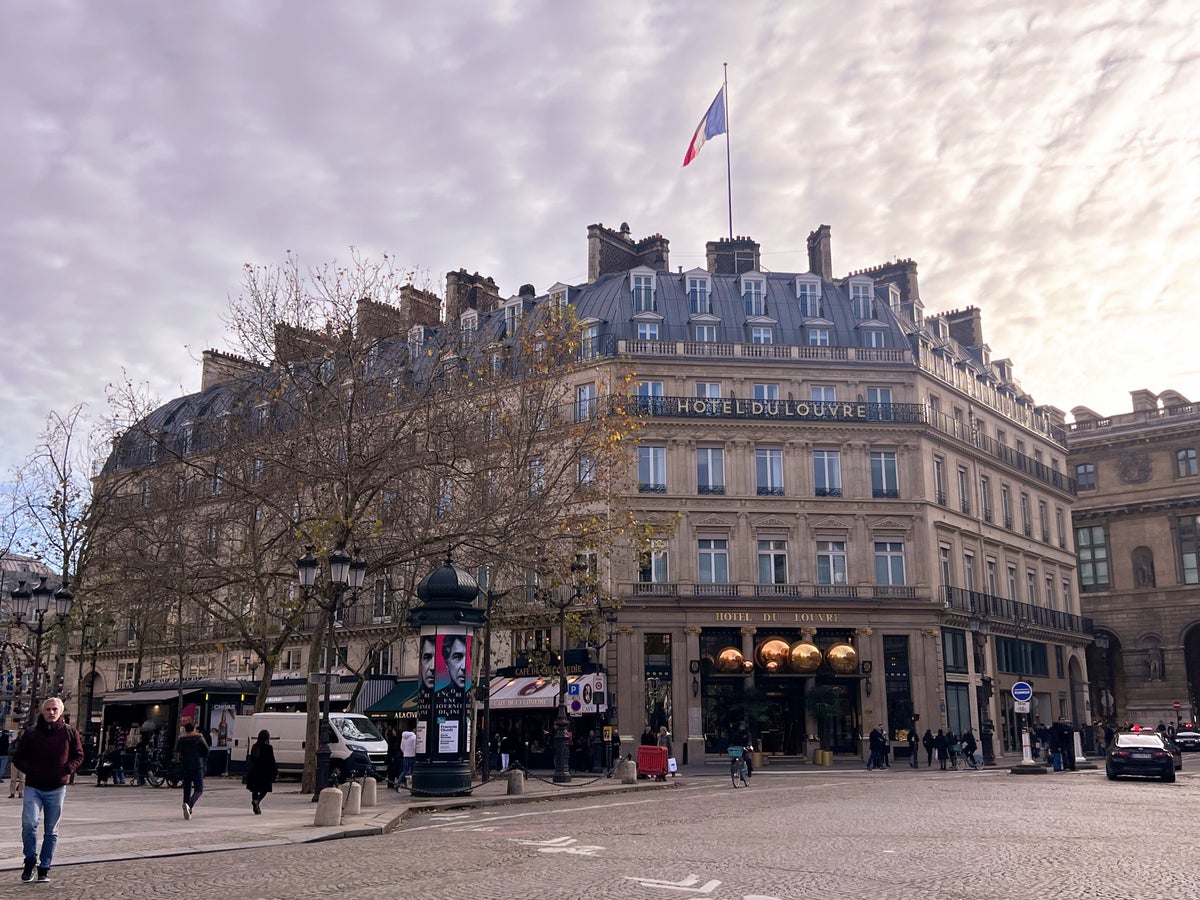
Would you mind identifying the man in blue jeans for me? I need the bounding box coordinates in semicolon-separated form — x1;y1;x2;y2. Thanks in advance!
176;719;209;820
11;697;84;884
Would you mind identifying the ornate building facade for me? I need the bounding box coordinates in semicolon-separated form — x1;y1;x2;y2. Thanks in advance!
1067;390;1200;729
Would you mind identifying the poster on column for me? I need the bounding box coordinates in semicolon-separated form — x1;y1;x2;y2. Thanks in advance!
416;626;472;759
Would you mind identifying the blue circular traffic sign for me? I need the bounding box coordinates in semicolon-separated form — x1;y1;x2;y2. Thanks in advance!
1011;681;1033;702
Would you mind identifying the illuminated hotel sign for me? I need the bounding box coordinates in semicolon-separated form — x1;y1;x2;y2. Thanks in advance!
715;610;842;623
669;398;870;420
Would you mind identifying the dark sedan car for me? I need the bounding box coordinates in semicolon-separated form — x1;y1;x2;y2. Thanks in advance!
1174;730;1200;752
1107;732;1176;782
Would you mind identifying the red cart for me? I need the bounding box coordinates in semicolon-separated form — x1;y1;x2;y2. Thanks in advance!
636;745;669;781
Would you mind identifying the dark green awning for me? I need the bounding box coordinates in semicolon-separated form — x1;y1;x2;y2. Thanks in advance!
365;680;420;715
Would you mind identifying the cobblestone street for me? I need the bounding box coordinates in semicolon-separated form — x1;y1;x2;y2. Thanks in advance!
4;763;1195;899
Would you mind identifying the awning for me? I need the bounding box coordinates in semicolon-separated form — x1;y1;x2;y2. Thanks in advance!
101;688;194;706
354;677;402;714
488;674;586;710
365;680;420;715
264;685;353;704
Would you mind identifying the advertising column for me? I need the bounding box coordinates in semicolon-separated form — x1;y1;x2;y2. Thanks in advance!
414;628;472;762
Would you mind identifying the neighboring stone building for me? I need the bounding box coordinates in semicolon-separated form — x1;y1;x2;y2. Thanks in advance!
80;220;1091;764
1066;390;1200;729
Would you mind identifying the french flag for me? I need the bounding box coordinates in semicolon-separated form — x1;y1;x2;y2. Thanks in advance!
682;86;727;167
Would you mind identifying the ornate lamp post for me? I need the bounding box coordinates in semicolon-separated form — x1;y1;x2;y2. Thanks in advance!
296;544;366;794
969;612;995;766
5;576;75;724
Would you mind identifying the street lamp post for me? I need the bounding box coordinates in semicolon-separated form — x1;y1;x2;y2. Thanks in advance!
296;544;366;795
969;613;995;766
4;576;75;724
475;567;510;785
551;560;589;785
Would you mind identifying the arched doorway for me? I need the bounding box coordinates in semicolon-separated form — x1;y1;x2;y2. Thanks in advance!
1086;631;1122;725
1182;624;1200;726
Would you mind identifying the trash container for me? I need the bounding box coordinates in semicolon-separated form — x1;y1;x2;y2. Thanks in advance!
207;747;229;777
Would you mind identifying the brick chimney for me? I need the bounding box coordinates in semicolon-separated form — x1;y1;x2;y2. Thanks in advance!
807;225;832;280
444;270;501;322
705;236;761;274
200;349;267;392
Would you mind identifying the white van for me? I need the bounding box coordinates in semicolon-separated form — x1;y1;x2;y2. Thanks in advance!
229;712;389;779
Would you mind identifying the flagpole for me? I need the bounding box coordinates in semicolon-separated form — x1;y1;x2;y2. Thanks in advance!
723;62;733;241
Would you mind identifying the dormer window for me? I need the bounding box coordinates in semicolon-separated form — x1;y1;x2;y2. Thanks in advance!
862;329;887;348
408;325;428;358
461;312;478;342
887;284;900;312
630;267;656;312
504;301;521;334
686;269;711;315
794;276;821;318
808;328;830;346
581;322;599;360
637;322;660;340
741;273;766;316
750;326;774;344
849;277;874;319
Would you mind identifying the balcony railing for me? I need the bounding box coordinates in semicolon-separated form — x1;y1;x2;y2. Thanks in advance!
629;583;913;601
942;585;1093;637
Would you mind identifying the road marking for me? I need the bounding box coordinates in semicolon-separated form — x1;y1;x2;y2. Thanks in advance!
625;874;722;893
511;836;605;856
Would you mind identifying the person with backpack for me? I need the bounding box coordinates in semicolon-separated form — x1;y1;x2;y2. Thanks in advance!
11;697;85;884
176;719;209;820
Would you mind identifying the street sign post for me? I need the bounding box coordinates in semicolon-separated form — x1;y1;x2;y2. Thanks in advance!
1011;682;1033;702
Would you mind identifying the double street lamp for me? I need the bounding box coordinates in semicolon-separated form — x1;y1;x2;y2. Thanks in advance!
4;576;75;724
296;544;366;793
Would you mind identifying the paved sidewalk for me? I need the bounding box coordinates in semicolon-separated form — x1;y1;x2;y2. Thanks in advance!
0;769;678;871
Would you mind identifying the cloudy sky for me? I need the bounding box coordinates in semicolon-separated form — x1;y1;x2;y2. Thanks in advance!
3;0;1199;476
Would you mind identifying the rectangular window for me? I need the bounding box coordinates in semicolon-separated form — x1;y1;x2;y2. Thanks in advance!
1007;565;1018;601
578;455;596;485
698;538;729;583
636;322;659;341
638;446;667;493
639;543;669;583
576;383;597;420
529;460;544;497
688;278;711;314
980;475;993;522
750;327;774;344
816;540;847;585
694;324;717;342
753;383;779;401
581;324;599;359
1177;449;1198;477
934;458;947;505
1001;484;1013;528
808;329;830;346
1075;463;1096;490
986;559;998;596
874;541;906;585
1020;493;1032;536
797;281;819;317
943;630;969;674
810;385;835;402
695;382;721;399
632;274;655;311
1076;525;1111;590
870;451;899;498
1026;570;1038;604
1045;575;1056;610
1179;516;1200;585
757;539;788;584
964;553;976;592
813;450;842;497
995;637;1050;677
372;580;391;622
636;380;664;398
696;447;725;495
867;386;892;405
755;448;784;495
211;465;224;496
945;683;972;735
940;545;953;589
437;477;453;517
850;282;873;319
743;279;765;316
862;330;886;348
1055;507;1066;548
957;467;970;514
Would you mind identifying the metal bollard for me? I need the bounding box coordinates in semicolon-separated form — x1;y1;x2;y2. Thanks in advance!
361;777;377;807
507;769;525;795
345;781;362;815
313;787;343;827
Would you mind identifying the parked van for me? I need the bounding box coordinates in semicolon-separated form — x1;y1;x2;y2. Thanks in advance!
229;712;389;778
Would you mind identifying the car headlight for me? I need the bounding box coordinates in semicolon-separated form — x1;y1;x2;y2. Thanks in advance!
347;744;366;753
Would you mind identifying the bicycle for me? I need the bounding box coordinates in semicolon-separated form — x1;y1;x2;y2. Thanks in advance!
729;746;749;788
144;753;184;789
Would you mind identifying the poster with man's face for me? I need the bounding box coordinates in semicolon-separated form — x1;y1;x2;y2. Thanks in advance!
415;627;472;760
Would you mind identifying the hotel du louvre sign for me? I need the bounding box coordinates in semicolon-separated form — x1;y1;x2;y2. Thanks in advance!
637;396;921;424
715;609;842;624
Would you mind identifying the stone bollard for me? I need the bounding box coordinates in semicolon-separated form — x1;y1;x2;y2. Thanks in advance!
361;777;377;808
345;781;362;815
620;758;637;784
507;769;525;795
313;788;343;827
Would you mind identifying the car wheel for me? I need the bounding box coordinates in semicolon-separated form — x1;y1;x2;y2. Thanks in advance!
1105;765;1118;780
1162;769;1176;783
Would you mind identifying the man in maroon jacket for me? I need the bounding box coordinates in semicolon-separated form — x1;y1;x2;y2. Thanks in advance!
11;697;84;884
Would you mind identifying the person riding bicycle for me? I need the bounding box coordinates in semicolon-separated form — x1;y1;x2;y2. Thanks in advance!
732;721;754;778
961;728;978;768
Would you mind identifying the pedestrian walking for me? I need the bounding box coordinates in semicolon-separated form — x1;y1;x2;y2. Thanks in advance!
11;697;84;884
176;719;209;820
922;729;935;767
866;724;887;770
0;730;10;784
907;729;919;768
399;722;416;788
935;729;949;770
243;730;278;815
385;724;402;789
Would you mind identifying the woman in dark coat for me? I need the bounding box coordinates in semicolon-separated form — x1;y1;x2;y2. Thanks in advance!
922;729;935;767
244;729;278;815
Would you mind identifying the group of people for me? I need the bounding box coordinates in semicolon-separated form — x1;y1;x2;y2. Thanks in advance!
8;698;284;886
918;727;979;770
384;721;417;789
